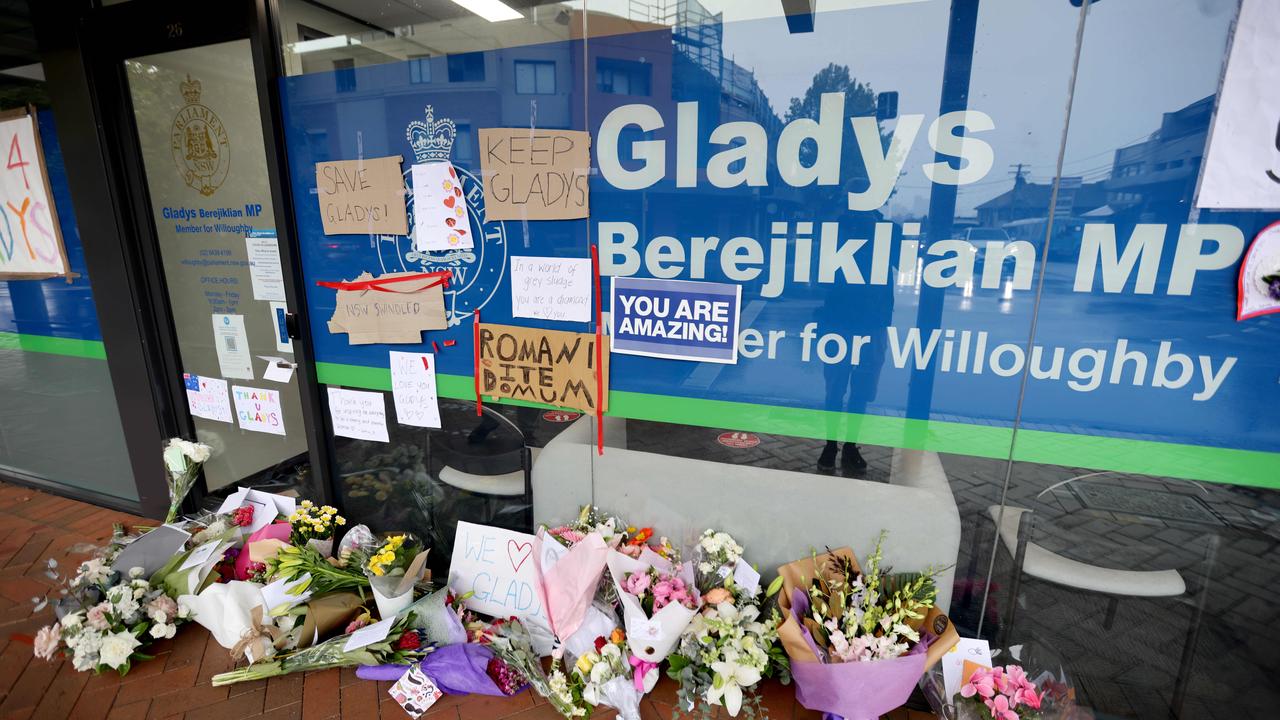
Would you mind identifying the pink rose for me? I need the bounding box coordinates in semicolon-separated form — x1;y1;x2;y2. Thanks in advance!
86;603;111;631
146;595;178;623
703;588;732;605
622;571;651;597
33;625;60;661
619;544;642;559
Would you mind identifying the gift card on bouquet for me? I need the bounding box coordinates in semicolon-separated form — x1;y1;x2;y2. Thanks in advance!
606;550;697;663
389;664;444;718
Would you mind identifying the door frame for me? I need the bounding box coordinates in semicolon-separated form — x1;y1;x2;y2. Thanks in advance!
70;0;335;512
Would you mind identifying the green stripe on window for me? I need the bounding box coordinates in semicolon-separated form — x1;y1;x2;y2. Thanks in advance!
0;332;107;360
315;360;1280;489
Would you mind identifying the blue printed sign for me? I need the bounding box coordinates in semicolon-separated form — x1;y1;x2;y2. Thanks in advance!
611;277;741;364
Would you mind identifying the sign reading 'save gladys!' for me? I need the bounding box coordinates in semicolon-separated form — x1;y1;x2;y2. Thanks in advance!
315;156;409;235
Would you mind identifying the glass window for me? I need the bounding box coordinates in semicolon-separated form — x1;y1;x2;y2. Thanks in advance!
596;58;651;96
447;52;485;83
0;86;135;499
514;60;555;95
408;55;431;84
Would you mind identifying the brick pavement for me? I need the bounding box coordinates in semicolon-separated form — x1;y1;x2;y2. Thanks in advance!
0;481;839;720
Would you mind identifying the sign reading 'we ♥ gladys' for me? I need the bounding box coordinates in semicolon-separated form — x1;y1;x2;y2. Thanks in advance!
0;108;69;279
448;521;556;653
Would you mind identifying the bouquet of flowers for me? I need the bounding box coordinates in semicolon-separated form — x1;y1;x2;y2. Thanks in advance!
364;533;430;619
566;629;656;720
33;560;190;675
956;665;1044;720
288;500;345;556
212;613;428;685
162;438;212;523
607;549;700;663
775;532;958;720
475;617;590;717
533;506;613;645
266;542;369;597
668;530;788;719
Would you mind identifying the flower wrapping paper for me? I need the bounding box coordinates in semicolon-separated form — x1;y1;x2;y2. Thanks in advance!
775;547;959;720
178;581;276;663
605;550;698;663
235;522;292;580
532;529;610;643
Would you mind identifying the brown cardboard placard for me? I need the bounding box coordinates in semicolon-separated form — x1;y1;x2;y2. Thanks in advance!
315;155;409;235
478;128;590;221
477;322;608;414
325;271;447;344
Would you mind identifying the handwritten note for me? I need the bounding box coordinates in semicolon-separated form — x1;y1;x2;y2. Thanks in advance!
184;373;233;423
448;521;548;624
315;156;408;235
231;385;286;435
327;387;390;442
412;162;473;252
344;616;396;651
510;256;592;322
478;323;608;414
0;109;68;278
389;351;441;429
478;128;590;221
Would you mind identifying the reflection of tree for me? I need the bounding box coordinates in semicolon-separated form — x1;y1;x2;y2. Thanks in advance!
786;63;882;207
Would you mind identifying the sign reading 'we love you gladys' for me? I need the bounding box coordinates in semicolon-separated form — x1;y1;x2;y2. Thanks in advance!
0;107;69;279
448;521;548;627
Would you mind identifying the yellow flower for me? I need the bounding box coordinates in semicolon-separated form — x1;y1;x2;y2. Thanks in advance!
575;655;594;673
301;500;313;508
336;517;347;525
369;563;385;576
375;491;388;501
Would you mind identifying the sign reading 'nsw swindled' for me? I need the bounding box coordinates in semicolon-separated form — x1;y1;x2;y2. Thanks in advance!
478;129;590;221
477;323;608;414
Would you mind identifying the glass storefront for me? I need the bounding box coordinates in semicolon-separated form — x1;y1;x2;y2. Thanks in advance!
7;0;1277;717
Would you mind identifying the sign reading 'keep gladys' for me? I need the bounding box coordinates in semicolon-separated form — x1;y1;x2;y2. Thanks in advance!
477;323;608;414
478;128;590;221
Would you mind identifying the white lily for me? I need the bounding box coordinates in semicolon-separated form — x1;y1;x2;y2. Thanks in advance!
707;660;762;716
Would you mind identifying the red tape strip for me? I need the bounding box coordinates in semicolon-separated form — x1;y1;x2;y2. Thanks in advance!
590;245;604;456
473;310;483;417
316;270;450;293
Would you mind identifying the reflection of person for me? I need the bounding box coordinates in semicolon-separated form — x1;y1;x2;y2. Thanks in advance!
816;221;895;474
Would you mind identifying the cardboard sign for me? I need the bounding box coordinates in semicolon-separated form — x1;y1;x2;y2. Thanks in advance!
510;256;592;323
448;521;550;631
478;128;590;221
324;271;447;344
611;277;741;364
0;107;69;279
231;385;286;435
315;156;409;235
1197;0;1280;209
477;323;608;414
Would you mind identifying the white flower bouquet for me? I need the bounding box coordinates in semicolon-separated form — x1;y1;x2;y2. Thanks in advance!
33;560;190;675
566;628;658;720
162;438;213;524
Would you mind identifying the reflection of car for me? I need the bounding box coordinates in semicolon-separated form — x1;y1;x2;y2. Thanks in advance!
959;227;1022;287
963;227;1011;244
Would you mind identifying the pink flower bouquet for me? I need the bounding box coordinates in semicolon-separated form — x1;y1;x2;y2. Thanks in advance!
955;664;1055;720
532;527;610;646
606;550;700;663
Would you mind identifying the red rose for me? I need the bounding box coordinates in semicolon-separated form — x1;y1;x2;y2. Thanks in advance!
396;632;421;650
593;636;608;652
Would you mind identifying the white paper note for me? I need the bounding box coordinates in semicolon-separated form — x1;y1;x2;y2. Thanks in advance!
1197;0;1280;209
327;387;390;442
389;351;442;429
212;314;254;380
217;488;297;533
179;540;226;572
262;573;313;613
344;616;396;651
245;234;287;302
942;637;993;700
510;256;592;323
731;559;761;597
412;162;474;252
259;356;295;384
232;385;286;436
184;373;233;423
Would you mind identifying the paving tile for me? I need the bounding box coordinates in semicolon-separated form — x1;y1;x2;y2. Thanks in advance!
302;669;342;720
339;678;379;720
183;685;267;720
106;700;151;720
68;683;120;720
267;674;306;711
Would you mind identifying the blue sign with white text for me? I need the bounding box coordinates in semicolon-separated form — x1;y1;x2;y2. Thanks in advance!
611;277;741;363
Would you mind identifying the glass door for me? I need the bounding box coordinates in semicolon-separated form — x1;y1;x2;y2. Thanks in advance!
85;1;326;501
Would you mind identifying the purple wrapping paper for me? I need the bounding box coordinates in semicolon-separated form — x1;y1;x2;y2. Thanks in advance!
788;589;930;720
356;644;529;697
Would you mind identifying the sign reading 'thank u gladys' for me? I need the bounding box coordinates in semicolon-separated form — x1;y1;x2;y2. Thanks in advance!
0;108;69;279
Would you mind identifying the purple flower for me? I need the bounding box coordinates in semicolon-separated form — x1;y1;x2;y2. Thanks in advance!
1268;277;1280;301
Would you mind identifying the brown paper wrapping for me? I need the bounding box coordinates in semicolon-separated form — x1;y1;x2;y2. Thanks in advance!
292;592;367;649
776;547;958;671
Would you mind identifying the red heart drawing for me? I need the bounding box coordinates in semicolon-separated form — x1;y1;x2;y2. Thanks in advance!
456;229;467;236
507;540;532;572
453;187;462;197
443;196;456;208
445;217;456;227
448;166;457;178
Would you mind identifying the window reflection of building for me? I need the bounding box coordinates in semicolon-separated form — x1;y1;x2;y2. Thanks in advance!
514;60;555;95
447;52;485;83
596;58;650;96
1103;95;1211;221
408;55;430;84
